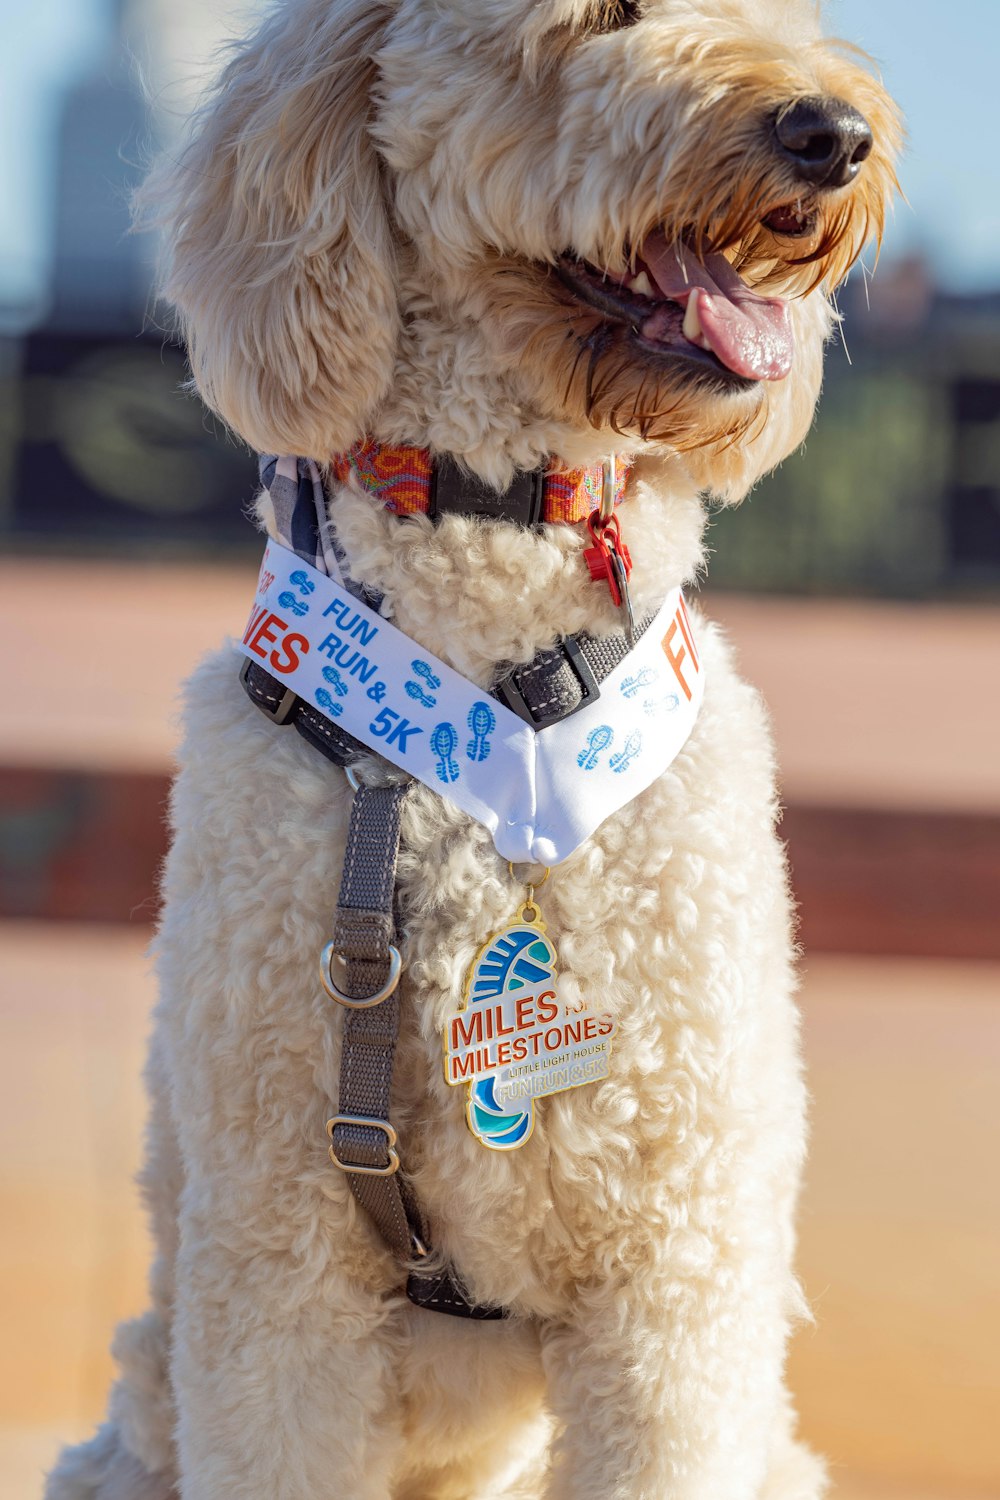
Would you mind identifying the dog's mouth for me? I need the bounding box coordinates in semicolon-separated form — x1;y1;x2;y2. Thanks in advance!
761;201;819;239
557;223;799;386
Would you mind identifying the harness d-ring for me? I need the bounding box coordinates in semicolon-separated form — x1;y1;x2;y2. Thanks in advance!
320;942;402;1008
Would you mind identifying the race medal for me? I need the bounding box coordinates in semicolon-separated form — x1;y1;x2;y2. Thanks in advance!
443;877;617;1151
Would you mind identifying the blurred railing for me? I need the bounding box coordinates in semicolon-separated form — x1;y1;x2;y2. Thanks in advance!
0;327;258;559
708;282;1000;599
3;277;999;602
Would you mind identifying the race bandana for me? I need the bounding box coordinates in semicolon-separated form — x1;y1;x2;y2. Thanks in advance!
239;537;704;864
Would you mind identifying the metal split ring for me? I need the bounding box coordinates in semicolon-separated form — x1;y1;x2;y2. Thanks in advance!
507;861;550;889
599;453;617;525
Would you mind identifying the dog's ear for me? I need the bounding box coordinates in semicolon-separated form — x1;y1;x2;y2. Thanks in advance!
140;0;398;457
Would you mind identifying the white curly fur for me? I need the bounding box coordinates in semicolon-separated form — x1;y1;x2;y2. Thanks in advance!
47;1;899;1496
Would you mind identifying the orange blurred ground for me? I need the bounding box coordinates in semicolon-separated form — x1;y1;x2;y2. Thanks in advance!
2;925;998;1498
1;559;998;1498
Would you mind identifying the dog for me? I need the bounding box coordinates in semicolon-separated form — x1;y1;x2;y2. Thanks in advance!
46;2;899;1497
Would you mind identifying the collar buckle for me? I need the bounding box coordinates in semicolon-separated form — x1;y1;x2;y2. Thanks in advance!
429;455;546;527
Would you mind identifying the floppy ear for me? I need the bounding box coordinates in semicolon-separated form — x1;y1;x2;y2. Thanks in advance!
140;0;398;457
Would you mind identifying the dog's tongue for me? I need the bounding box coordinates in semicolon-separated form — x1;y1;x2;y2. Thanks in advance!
639;234;793;381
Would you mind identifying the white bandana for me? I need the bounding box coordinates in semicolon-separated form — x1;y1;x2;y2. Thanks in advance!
240;538;704;864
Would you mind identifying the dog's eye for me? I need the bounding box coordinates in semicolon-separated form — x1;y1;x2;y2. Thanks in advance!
591;0;642;32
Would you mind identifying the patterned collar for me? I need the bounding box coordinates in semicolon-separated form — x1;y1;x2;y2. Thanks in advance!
330;439;633;525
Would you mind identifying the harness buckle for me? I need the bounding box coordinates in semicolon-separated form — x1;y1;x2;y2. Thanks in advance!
327;1116;401;1176
494;636;600;729
239;658;298;725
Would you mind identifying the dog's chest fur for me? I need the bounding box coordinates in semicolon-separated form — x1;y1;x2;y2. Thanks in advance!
156;467;804;1325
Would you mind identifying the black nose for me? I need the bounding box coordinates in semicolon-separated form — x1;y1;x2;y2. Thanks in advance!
774;96;873;188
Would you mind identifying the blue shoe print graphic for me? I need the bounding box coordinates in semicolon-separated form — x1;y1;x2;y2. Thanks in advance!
405;658;441;709
430;722;460;783
466;701;495;762
288;569;316;596
405;681;437;709
321;665;350;697
609;730;642;774
315;688;343;718
463;923;558;1150
620;667;656;699
577;724;613;770
469;927;556;999
277;590;310;618
643;692;680;716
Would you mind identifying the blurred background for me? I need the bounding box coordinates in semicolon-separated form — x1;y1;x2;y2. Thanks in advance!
1;0;998;1496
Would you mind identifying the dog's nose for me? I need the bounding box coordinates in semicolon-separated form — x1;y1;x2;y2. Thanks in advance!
774;96;873;188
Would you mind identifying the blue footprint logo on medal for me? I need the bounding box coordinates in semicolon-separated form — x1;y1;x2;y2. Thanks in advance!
456;914;558;1151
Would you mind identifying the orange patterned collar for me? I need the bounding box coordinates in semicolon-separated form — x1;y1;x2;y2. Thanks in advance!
330;439;633;525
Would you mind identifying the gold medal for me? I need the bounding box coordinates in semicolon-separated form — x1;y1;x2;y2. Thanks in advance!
443;868;617;1150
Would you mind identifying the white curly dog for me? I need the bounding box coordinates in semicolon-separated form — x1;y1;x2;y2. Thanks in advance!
47;2;898;1497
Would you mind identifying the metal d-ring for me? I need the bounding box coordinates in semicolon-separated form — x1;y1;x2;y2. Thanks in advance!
320;942;402;1008
344;760;412;793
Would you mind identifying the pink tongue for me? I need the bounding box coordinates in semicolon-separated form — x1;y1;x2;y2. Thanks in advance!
639;234;793;381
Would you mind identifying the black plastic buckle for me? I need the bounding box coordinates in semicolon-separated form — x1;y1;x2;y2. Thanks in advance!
429;456;546;527
239;658;298;725
494;636;600;729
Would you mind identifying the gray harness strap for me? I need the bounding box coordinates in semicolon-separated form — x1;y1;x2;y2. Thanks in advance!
326;781;417;1262
324;777;506;1318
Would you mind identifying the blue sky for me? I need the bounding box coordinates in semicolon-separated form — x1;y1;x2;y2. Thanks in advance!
0;0;996;309
829;0;999;285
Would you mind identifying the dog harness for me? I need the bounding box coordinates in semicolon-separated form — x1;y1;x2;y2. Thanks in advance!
240;447;704;1317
